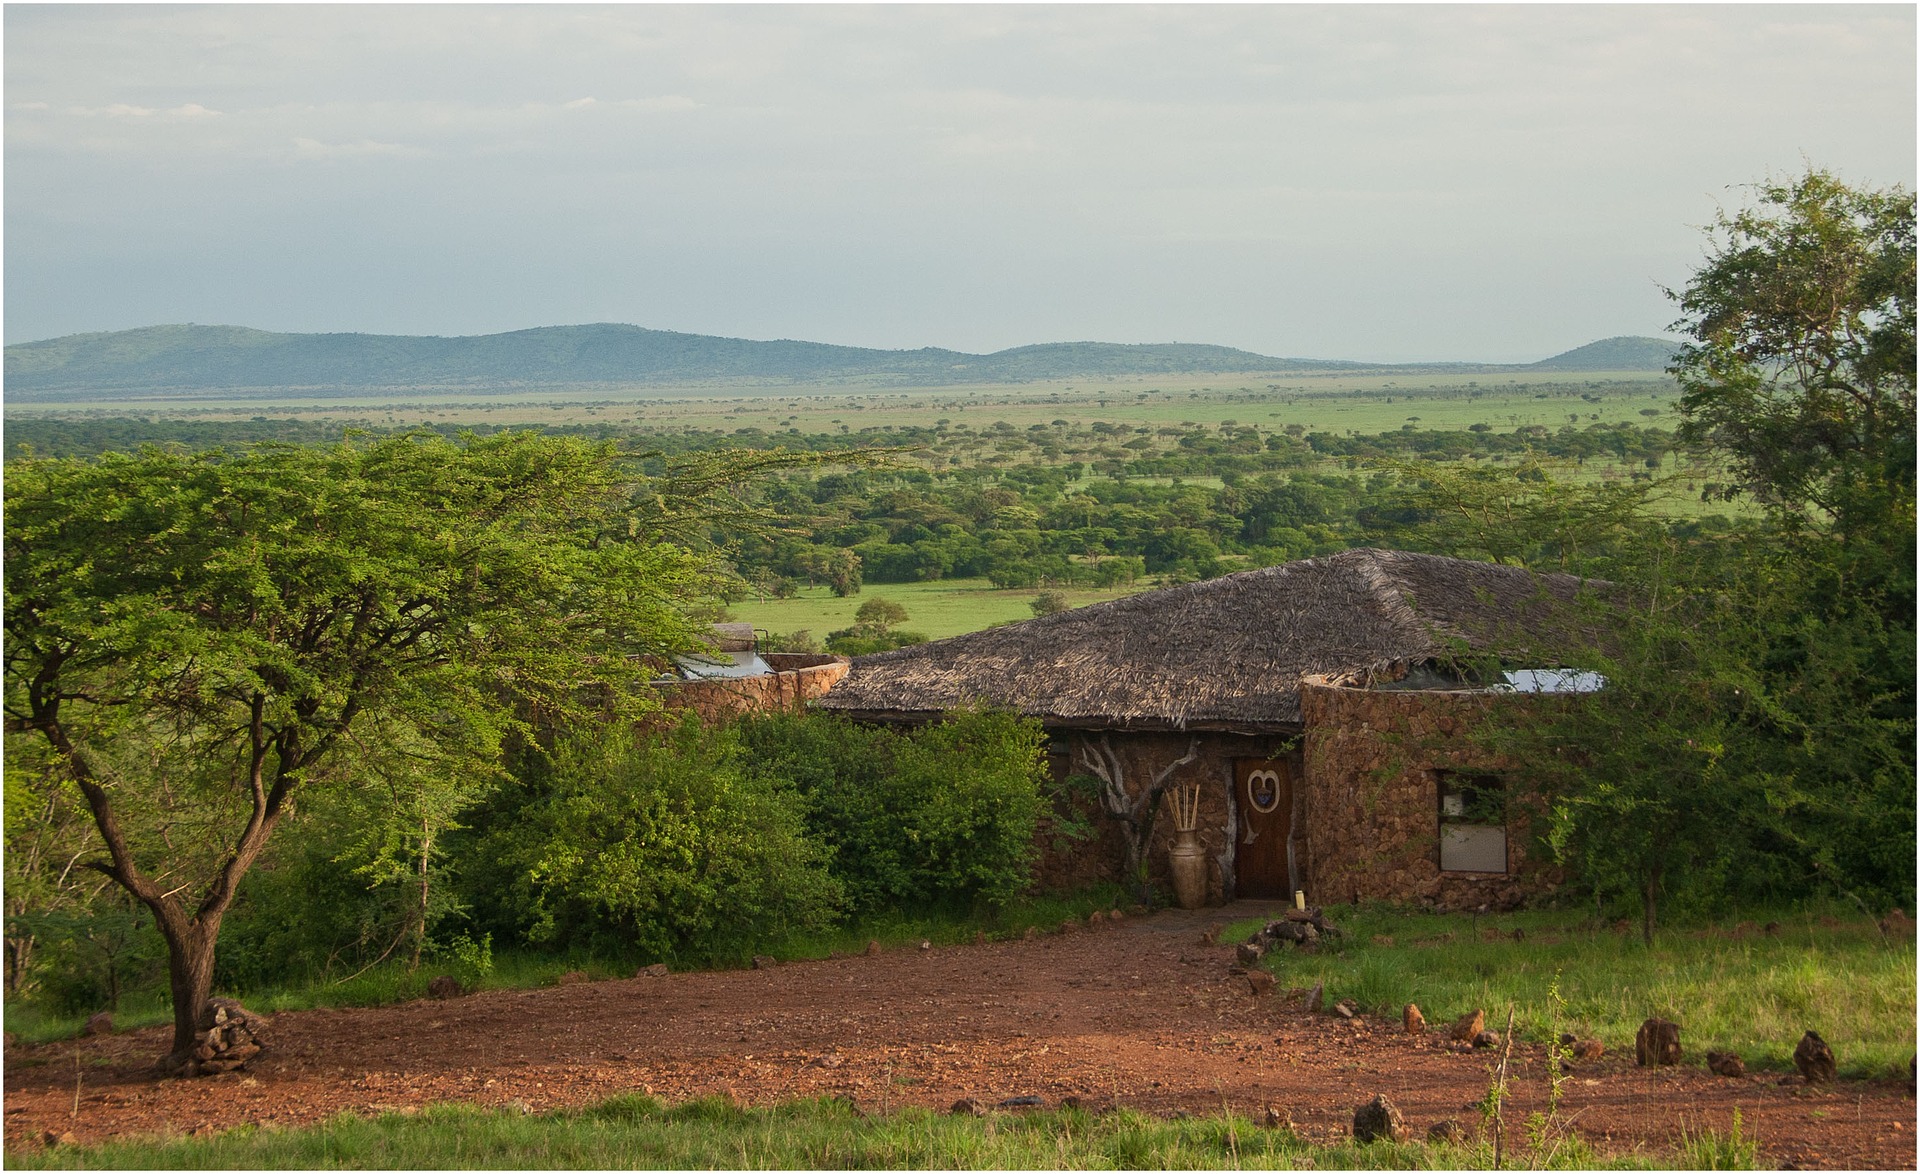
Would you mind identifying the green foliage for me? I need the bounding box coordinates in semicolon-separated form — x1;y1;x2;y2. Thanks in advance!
1029;591;1069;616
825;596;929;654
1671;169;1915;534
481;721;845;964
3;431;734;1053
739;709;1048;913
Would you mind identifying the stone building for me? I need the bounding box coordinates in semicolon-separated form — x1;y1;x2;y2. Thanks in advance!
652;623;850;724
817;548;1604;910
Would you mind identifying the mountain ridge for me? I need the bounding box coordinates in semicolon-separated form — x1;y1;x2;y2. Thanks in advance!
3;323;1677;399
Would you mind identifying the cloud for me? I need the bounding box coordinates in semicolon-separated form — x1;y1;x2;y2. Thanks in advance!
288;136;423;160
62;101;222;118
563;96;596;109
619;95;699;112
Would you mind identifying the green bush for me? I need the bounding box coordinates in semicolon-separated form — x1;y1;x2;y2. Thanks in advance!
490;720;845;963
740;709;1048;912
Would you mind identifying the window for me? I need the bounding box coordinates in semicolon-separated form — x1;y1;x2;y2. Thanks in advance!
1437;772;1507;873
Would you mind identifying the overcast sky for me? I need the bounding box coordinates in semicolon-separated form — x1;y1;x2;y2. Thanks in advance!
5;4;1914;362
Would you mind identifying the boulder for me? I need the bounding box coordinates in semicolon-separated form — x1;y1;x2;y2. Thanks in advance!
1403;1003;1425;1034
865;939;883;956
1057;918;1080;935
1022;926;1040;941
83;1012;114;1037
1333;999;1358;1020
1793;1031;1836;1084
1707;1051;1746;1078
1303;982;1325;1013
1450;1009;1486;1042
1236;941;1268;966
1473;1030;1501;1049
426;975;465;999
1427;1119;1465;1144
1247;970;1276;997
949;1098;986;1117
1351;1094;1410;1143
636;963;669;978
751;956;778;970
1635;1018;1682;1067
1108;909;1126;922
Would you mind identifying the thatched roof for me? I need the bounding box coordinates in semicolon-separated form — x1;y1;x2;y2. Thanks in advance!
817;548;1607;733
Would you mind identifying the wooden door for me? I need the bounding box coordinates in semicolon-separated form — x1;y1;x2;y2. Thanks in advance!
1235;757;1297;899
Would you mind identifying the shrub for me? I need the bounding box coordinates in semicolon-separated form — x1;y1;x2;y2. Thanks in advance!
492;720;845;963
739;709;1048;912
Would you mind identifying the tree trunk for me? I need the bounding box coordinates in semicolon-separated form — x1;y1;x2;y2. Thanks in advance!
158;919;220;1071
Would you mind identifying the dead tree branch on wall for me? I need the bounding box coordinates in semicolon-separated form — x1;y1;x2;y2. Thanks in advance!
1073;734;1201;901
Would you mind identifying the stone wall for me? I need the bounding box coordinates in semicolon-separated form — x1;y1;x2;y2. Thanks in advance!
653;655;851;725
1296;676;1551;911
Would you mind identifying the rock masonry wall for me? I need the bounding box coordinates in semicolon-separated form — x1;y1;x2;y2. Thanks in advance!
653;654;851;725
1296;676;1550;911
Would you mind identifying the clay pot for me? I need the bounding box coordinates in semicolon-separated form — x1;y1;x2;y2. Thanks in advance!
1168;830;1208;909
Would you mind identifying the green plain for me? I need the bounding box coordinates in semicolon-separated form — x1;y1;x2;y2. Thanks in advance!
3;1095;1740;1170
732;579;1149;642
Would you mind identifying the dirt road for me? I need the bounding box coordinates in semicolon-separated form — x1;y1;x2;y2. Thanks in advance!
5;903;1912;1167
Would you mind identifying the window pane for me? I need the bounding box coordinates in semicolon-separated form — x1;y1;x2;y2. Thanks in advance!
1441;824;1507;873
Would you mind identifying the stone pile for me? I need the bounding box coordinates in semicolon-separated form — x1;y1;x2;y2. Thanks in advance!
181;998;267;1076
1238;908;1341;963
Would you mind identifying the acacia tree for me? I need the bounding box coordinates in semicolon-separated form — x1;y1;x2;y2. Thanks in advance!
1671;169;1915;537
1478;172;1916;932
4;432;725;1072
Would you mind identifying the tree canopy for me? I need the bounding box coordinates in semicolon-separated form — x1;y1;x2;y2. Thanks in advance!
4;432;726;1068
1671;169;1915;534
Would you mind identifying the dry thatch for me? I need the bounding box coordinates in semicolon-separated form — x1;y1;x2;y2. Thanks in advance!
817;548;1608;732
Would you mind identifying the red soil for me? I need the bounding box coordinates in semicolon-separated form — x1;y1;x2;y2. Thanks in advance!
5;903;1912;1167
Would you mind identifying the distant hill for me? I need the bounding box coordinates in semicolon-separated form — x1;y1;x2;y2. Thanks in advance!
1526;335;1678;371
3;324;1367;400
3;323;1675;400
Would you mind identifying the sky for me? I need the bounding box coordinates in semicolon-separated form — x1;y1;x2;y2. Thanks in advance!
4;4;1914;363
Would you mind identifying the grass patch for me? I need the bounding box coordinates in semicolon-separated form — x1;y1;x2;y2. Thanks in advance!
1228;904;1915;1079
4;1094;1717;1170
732;578;1148;641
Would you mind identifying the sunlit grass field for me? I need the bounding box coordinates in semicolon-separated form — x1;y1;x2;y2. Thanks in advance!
731;578;1151;643
3;1094;1746;1170
6;370;1677;437
1225;905;1916;1080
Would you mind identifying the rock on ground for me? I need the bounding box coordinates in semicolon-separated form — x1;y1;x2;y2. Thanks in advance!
1794;1031;1836;1084
1351;1094;1410;1143
1636;1018;1682;1067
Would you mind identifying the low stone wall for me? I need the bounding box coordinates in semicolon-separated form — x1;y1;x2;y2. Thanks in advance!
654;655;851;725
1297;676;1551;911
